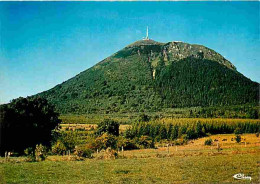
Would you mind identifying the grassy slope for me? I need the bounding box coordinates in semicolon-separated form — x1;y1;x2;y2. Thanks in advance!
1;134;259;184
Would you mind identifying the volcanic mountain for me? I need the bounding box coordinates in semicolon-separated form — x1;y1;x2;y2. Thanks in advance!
37;40;259;114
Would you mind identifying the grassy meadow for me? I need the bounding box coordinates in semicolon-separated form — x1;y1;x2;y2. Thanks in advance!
60;114;260;125
0;134;259;184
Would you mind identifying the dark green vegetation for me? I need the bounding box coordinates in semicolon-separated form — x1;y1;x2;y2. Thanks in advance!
155;57;258;107
127;120;260;143
189;105;259;119
96;119;119;136
36;40;259;117
52;131;81;155
204;138;213;145
0;97;61;155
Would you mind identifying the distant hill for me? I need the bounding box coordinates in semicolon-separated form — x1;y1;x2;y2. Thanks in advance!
36;40;259;115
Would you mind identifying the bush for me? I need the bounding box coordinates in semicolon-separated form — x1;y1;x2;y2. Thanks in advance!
204;138;213;145
96;147;118;160
24;147;36;162
138;136;154;149
35;144;47;161
55;131;79;152
95;133;117;150
173;138;187;145
124;128;135;139
52;140;66;155
24;144;47;162
74;146;93;158
235;135;241;143
84;135;99;150
96;119;119;136
117;136;139;150
181;134;189;141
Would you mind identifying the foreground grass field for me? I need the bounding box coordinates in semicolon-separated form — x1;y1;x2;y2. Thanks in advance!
1;153;259;184
0;134;259;184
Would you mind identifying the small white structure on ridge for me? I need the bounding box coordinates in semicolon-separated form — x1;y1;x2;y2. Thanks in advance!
143;26;150;40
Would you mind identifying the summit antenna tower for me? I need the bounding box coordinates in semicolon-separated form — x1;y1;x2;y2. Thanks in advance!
143;26;150;40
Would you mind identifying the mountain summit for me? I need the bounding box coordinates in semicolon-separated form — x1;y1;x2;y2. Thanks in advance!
37;40;258;114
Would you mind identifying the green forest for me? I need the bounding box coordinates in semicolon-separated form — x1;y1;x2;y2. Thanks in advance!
36;41;258;118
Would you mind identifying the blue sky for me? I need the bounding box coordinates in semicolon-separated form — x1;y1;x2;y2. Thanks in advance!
0;2;259;104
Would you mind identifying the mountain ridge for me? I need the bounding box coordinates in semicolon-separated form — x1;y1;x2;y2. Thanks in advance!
35;39;258;115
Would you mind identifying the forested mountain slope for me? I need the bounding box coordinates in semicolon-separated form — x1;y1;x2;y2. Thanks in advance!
36;40;259;114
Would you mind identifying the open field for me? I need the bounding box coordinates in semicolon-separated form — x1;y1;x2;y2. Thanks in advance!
121;134;260;158
1;152;258;184
61;124;130;133
60;115;260;125
0;134;259;184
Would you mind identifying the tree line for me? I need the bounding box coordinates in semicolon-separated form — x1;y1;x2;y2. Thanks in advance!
126;120;260;142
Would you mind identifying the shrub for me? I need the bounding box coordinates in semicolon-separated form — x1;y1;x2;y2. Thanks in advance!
124;128;135;139
138;136;154;149
96;119;119;136
117;136;139;150
181;134;189;141
24;147;36;162
84;135;99;151
95;133;117;150
235;135;241;143
204;138;213;145
74;146;93;158
96;147;118;160
52;140;66;155
35;144;47;161
56;131;79;152
24;144;47;162
173;138;187;145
